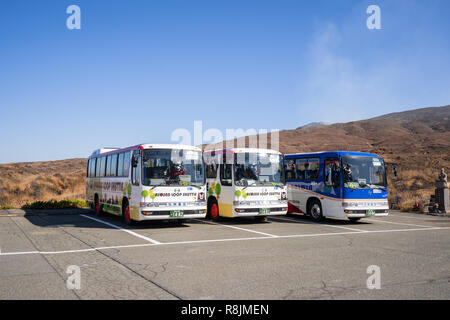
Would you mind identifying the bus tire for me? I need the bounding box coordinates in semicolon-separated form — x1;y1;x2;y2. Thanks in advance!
308;199;324;222
209;200;220;221
94;195;102;216
123;201;134;226
349;218;361;223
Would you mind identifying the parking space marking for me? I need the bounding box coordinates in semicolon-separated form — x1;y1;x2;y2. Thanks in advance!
195;219;279;238
1;225;448;257
269;216;369;232
80;214;161;244
369;218;435;228
389;214;450;221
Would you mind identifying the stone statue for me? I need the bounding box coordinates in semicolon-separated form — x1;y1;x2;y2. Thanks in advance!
437;168;447;183
434;168;450;214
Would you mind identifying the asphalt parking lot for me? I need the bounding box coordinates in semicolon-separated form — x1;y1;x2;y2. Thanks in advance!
0;211;449;300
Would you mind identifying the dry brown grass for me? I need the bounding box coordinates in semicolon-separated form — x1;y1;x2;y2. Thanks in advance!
0;158;86;208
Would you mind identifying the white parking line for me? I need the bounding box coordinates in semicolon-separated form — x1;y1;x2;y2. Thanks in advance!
80;214;161;244
370;218;435;228
195;219;279;238
392;213;449;221
2;226;448;257
0;244;154;256
269;216;369;232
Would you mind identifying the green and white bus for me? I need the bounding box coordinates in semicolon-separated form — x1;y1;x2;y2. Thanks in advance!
86;144;207;225
204;148;288;222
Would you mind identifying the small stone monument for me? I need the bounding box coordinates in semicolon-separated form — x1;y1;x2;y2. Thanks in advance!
433;168;449;214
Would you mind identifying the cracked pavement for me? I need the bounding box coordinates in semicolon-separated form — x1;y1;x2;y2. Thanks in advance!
0;211;449;299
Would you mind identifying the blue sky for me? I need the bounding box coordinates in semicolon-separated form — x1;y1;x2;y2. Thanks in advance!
0;0;449;163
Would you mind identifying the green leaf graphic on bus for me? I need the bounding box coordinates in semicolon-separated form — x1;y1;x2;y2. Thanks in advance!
150;191;156;200
242;191;247;199
127;184;132;196
215;183;221;196
141;190;149;199
234;190;241;197
208;187;214;196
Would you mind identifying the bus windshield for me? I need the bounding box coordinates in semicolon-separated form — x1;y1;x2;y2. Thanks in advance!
142;149;205;187
234;153;284;186
342;156;386;190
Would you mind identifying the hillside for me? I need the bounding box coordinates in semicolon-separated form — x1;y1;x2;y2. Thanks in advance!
0;105;449;210
209;105;450;210
0;158;87;208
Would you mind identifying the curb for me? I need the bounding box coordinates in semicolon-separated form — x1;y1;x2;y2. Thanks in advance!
0;208;92;217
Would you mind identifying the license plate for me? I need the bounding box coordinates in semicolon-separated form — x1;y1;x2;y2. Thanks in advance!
366;209;375;216
170;210;184;217
259;208;270;215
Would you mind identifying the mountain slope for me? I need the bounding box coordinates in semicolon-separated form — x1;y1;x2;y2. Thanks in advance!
1;105;449;210
210;105;450;209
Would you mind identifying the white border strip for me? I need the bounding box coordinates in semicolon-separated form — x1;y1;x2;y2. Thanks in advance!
80;214;161;244
196;219;279;238
369;218;435;228
269;216;369;232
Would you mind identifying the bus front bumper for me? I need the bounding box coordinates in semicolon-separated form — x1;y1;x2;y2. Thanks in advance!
233;205;288;217
345;209;389;218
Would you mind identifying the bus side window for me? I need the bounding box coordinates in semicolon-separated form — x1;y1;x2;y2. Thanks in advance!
89;158;96;178
220;163;232;186
295;158;307;180
106;155;112;177
95;157;100;177
123;152;131;177
117;153;124;177
324;158;340;188
100;157;106;177
110;154;118;177
284;159;296;180
308;158;320;180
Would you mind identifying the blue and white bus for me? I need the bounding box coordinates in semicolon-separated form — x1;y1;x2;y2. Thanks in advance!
284;151;389;222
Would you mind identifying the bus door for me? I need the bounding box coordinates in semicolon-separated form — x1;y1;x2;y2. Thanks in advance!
323;157;341;216
218;154;234;217
130;149;142;219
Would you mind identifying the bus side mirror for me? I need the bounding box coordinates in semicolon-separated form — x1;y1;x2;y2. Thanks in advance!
131;154;139;167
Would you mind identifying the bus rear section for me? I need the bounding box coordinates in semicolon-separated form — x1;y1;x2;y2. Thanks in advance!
86;144;207;225
284;151;389;222
204;148;288;221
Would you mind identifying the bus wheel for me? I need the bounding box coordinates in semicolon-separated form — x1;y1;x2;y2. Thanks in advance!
95;196;102;216
349;218;361;223
123;202;134;226
309;199;324;222
210;202;220;221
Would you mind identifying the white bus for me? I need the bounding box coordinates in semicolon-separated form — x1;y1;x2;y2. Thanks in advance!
86;144;207;225
204;148;288;222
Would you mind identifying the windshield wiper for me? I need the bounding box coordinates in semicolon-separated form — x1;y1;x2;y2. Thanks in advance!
367;184;386;190
149;182;167;190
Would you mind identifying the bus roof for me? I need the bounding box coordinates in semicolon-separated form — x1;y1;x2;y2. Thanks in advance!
284;151;383;158
203;148;282;155
89;144;202;158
